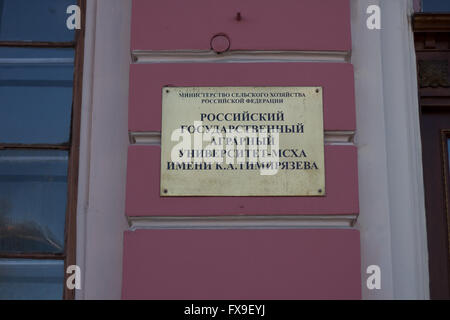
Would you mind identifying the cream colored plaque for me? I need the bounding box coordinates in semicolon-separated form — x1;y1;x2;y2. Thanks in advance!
160;87;325;196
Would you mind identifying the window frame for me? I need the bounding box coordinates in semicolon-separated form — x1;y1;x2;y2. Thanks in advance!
0;0;86;300
442;129;450;274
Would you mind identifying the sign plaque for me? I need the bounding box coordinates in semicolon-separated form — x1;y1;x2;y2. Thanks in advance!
160;87;325;196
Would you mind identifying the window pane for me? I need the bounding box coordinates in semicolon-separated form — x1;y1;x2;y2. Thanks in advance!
0;259;63;300
0;150;68;254
0;0;76;42
0;47;74;144
422;0;450;12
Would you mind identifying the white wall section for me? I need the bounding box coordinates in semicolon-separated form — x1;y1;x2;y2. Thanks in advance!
352;0;429;299
76;0;131;299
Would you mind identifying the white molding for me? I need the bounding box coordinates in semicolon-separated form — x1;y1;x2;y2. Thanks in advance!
129;131;355;145
75;0;131;300
351;0;396;299
129;131;160;145
128;215;357;230
378;0;429;299
351;0;429;299
132;50;350;64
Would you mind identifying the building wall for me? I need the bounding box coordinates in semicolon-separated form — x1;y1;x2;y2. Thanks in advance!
76;0;429;299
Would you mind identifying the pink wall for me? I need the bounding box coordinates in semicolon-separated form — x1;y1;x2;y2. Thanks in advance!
124;0;360;299
122;229;361;299
129;63;356;132
126;145;358;216
131;0;351;51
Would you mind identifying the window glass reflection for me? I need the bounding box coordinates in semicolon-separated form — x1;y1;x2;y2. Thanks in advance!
0;259;64;300
0;47;74;144
0;150;68;253
0;0;76;42
422;0;450;12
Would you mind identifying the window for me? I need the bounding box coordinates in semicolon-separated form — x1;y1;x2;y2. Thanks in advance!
0;0;85;299
422;0;450;12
